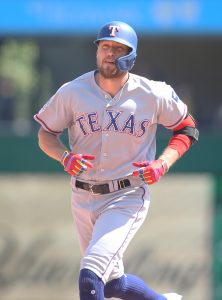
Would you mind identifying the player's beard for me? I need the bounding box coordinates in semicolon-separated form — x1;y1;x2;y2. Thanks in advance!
97;60;125;79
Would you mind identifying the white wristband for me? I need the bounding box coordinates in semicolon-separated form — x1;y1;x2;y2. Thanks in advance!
159;159;169;173
60;150;70;165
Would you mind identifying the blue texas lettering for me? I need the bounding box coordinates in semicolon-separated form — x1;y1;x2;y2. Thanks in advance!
75;110;150;137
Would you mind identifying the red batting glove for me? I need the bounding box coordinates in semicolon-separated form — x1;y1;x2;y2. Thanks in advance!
61;151;95;176
132;159;169;185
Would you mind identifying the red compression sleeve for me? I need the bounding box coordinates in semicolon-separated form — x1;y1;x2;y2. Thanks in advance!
168;115;196;157
168;134;192;157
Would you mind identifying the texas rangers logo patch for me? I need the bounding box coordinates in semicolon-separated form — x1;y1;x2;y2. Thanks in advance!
109;25;119;36
172;90;180;102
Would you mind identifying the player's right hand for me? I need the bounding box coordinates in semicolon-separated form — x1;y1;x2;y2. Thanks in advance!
61;151;95;176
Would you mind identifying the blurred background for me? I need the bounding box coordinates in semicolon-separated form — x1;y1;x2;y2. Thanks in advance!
0;0;221;299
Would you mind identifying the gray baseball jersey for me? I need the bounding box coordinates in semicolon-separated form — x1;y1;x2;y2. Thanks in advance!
34;70;187;181
34;71;187;283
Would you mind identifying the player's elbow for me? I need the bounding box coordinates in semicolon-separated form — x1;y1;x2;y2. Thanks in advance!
173;114;199;144
37;127;56;151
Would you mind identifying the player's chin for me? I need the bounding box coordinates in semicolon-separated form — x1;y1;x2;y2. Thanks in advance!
99;64;122;79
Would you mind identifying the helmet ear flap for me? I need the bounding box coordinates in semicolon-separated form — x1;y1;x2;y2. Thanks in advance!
116;50;137;71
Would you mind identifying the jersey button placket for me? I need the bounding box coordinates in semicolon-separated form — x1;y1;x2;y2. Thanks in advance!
104;94;114;108
99;122;110;175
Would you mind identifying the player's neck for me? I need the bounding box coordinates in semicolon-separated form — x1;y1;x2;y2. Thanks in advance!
95;72;129;98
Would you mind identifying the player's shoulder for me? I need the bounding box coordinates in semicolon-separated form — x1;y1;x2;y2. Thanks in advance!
130;73;174;97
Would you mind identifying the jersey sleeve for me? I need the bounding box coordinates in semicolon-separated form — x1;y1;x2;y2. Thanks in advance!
157;83;187;129
34;84;73;134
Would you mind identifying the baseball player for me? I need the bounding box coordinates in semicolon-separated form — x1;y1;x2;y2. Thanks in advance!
34;21;199;300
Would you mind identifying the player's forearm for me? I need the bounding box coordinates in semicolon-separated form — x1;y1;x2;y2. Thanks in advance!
38;127;67;162
158;146;180;169
159;131;193;170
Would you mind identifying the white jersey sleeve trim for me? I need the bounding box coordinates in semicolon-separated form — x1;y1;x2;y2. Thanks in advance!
34;114;62;135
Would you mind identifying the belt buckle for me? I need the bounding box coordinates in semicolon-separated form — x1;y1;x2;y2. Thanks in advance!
119;179;126;189
89;184;100;195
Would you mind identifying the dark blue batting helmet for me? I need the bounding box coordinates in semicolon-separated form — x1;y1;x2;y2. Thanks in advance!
94;21;138;71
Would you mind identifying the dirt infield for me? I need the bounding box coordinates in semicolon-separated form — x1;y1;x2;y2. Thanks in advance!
0;174;212;300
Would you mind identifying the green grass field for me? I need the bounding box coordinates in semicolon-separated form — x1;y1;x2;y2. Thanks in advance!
0;174;212;300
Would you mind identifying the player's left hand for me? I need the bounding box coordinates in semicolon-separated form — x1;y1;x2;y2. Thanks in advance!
132;159;168;185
